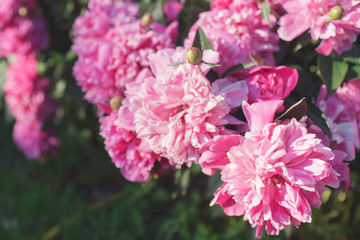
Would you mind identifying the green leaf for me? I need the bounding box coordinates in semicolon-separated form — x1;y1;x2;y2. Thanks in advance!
0;60;7;102
293;33;311;52
341;44;360;65
221;62;255;78
192;27;213;51
344;65;360;81
205;69;219;82
203;62;220;67
317;55;349;96
306;100;331;138
275;97;307;121
168;61;187;66
261;1;271;26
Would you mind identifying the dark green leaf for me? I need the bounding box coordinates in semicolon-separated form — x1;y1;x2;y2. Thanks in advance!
261;1;271;26
293;33;311;52
192;27;201;49
318;55;349;96
344;65;360;81
203;62;220;67
177;0;210;45
205;69;219;82
341;44;360;65
0;60;7;102
290;65;317;99
168;61;187;66
192;27;213;50
221;62;254;78
275;98;307;121
306;100;331;138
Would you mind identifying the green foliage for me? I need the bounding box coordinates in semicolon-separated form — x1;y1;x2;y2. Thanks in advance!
318;54;349;96
192;27;213;51
261;1;271;26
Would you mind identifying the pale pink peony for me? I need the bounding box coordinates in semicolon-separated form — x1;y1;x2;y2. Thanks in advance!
185;5;279;76
245;65;298;103
200;100;340;238
100;105;160;182
307;81;360;188
0;4;48;57
72;0;176;105
314;84;360;161
130;48;248;166
13;120;59;160
278;0;360;55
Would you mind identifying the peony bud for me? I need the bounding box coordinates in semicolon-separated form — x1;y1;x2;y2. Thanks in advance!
185;47;202;65
110;96;122;110
329;5;344;20
141;13;153;27
18;6;28;17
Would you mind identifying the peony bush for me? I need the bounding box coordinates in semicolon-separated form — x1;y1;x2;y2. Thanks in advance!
1;0;360;238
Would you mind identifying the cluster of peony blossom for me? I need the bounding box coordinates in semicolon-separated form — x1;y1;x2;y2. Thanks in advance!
72;0;360;238
0;0;59;159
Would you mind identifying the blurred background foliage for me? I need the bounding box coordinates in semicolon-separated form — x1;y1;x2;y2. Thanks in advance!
0;0;360;239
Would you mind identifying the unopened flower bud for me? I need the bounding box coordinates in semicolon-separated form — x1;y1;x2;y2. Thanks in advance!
18;6;28;17
141;13;153;27
329;5;344;20
110;96;122;110
185;47;202;65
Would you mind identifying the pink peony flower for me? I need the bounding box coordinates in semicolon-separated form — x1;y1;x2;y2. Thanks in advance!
3;57;58;122
307;81;360;188
200;100;340;238
211;0;283;13
72;0;176;105
13;120;59;160
99;105;160;182
315;84;360;160
130;48;248;166
3;57;59;159
0;0;38;28
278;0;360;55
164;0;183;22
245;65;298;103
0;4;48;57
211;0;234;9
185;4;279;76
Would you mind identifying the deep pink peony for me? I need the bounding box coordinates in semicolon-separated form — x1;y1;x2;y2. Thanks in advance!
0;3;48;57
185;4;279;76
72;0;176;105
13;120;59;160
211;0;284;14
211;0;235;9
3;57;59;159
200;100;340;238
3;57;58;122
278;0;360;55
0;0;38;28
164;0;183;22
245;65;298;103
130;48;248;166
100;104;160;182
